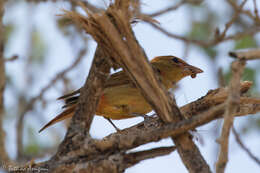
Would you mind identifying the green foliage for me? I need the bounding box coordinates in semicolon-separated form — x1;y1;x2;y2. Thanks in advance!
234;36;257;50
188;22;218;59
188;22;210;41
187;7;219;60
203;47;217;59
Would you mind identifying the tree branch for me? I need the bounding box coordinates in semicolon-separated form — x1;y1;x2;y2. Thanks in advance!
0;0;16;168
229;48;260;60
32;81;260;172
123;146;176;169
216;59;246;173
41;46;112;172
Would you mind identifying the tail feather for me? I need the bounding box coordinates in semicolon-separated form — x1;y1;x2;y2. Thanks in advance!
64;96;79;105
39;106;76;133
57;89;80;100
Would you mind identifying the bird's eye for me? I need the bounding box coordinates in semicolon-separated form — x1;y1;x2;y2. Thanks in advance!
172;57;179;63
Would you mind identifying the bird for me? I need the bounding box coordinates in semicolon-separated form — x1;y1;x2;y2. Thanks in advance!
39;55;203;132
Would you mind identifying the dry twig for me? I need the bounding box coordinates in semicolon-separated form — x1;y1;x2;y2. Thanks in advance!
229;48;260;60
148;0;186;18
232;126;260;166
216;59;246;173
123;146;176;169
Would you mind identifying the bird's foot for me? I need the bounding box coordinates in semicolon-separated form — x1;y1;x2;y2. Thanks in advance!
131;113;153;128
104;117;121;132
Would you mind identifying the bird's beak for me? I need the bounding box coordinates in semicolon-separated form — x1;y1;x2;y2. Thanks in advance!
183;64;203;78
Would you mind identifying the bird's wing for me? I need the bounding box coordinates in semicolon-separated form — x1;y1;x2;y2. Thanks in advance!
104;70;133;88
39;70;134;132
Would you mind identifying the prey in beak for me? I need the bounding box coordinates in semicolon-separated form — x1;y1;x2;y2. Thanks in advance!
185;64;204;78
174;57;203;79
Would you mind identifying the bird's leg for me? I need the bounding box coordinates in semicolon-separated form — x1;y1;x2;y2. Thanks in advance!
104;117;121;132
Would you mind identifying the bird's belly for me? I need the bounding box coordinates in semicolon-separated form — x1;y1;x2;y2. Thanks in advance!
96;85;152;119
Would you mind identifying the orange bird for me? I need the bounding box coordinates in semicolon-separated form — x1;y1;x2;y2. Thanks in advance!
39;56;203;132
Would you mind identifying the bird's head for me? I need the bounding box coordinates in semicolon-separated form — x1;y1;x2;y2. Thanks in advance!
151;56;203;88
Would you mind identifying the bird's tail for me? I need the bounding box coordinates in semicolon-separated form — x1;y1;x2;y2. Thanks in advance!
39;90;80;133
38;105;76;133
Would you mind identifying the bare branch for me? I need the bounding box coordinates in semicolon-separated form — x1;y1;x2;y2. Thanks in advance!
0;0;16;168
229;48;260;60
216;59;246;173
48;46;112;167
32;84;260;171
218;0;248;40
148;0;186;18
232;127;260;166
253;0;260;21
123;146;176;169
4;55;18;62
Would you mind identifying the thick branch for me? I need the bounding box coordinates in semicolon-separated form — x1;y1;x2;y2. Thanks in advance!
43;47;112;171
0;0;15;167
91;3;211;172
33;83;260;172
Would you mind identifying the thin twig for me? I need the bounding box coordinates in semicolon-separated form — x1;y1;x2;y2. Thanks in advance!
216;59;246;173
148;21;260;48
232;126;260;166
147;0;260;49
218;0;248;40
123;146;176;168
227;0;259;23
4;55;18;62
148;0;186;18
253;0;260;21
